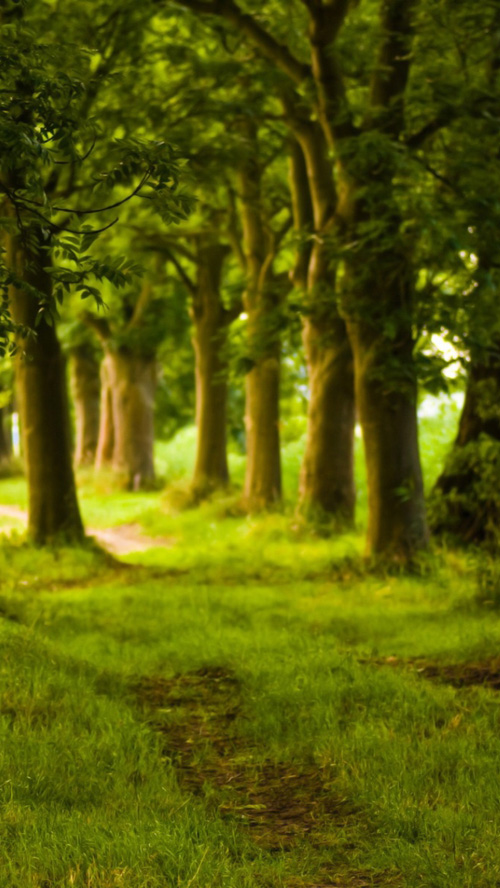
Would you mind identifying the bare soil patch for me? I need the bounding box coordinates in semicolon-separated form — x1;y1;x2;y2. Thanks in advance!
364;655;500;691
133;666;353;851
287;872;400;888
0;505;174;555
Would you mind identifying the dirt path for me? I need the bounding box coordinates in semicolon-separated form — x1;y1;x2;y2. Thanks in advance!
0;505;174;556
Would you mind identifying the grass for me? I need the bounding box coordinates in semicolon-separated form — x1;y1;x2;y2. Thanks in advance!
4;392;500;887
1;540;500;888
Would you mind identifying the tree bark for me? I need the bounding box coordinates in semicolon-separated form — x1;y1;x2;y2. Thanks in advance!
7;232;84;543
69;345;101;467
244;343;282;508
0;407;12;464
85;286;157;490
299;314;355;524
431;351;500;542
191;241;232;497
238;122;283;510
95;355;115;468
344;235;428;558
102;349;156;490
288;131;356;525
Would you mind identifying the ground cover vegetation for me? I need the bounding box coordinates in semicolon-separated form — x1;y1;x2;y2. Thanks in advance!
2;0;500;884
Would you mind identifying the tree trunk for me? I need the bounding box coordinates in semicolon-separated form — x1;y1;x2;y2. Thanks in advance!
288;127;356;526
431;351;500;542
346;276;428;559
191;242;231;498
70;345;100;467
8;233;84;543
102;348;156;490
0;407;12;464
244;345;281;508
238;121;283;511
95;355;115;468
299;314;355;524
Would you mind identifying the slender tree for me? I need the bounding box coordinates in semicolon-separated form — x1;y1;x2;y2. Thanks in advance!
235;118;291;510
165;237;238;497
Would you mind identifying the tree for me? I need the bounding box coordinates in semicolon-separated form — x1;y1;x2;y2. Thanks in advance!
235;118;292;510
1;0;190;539
60;323;102;468
287;133;355;527
170;0;429;558
164;235;237;497
413;0;500;542
84;276;170;489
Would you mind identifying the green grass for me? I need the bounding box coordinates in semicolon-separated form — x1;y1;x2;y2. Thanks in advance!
0;538;500;888
3;393;497;887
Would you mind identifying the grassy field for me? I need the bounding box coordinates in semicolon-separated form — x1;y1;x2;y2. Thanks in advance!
3;394;500;888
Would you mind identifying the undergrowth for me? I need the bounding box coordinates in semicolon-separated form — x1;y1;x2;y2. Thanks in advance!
3;394;499;887
0;526;499;887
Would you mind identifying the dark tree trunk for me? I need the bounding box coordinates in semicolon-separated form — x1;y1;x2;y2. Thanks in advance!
0;407;12;463
191;242;231;498
454;358;500;446
8;233;84;543
345;267;428;559
70;345;100;467
431;352;500;542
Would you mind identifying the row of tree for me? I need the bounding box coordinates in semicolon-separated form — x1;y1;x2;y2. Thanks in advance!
2;0;500;561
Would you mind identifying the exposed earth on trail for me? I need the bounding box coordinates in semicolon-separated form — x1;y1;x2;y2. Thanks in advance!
363;654;500;692
0;505;174;555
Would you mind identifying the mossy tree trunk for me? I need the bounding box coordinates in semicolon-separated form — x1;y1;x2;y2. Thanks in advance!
307;0;427;559
69;344;101;467
8;231;84;543
287;127;356;526
190;240;234;498
237;122;284;511
346;282;427;558
0;407;12;465
431;351;500;541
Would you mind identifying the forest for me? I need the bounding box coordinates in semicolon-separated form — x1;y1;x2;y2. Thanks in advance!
1;0;500;885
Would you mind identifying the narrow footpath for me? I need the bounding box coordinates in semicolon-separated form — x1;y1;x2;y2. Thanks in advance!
0;505;174;556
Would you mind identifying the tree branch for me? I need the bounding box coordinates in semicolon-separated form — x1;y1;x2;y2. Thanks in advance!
405;111;457;148
174;0;311;86
127;280;153;330
367;0;418;136
129;227;197;262
164;247;196;294
289;138;314;289
80;311;112;342
307;0;356;146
